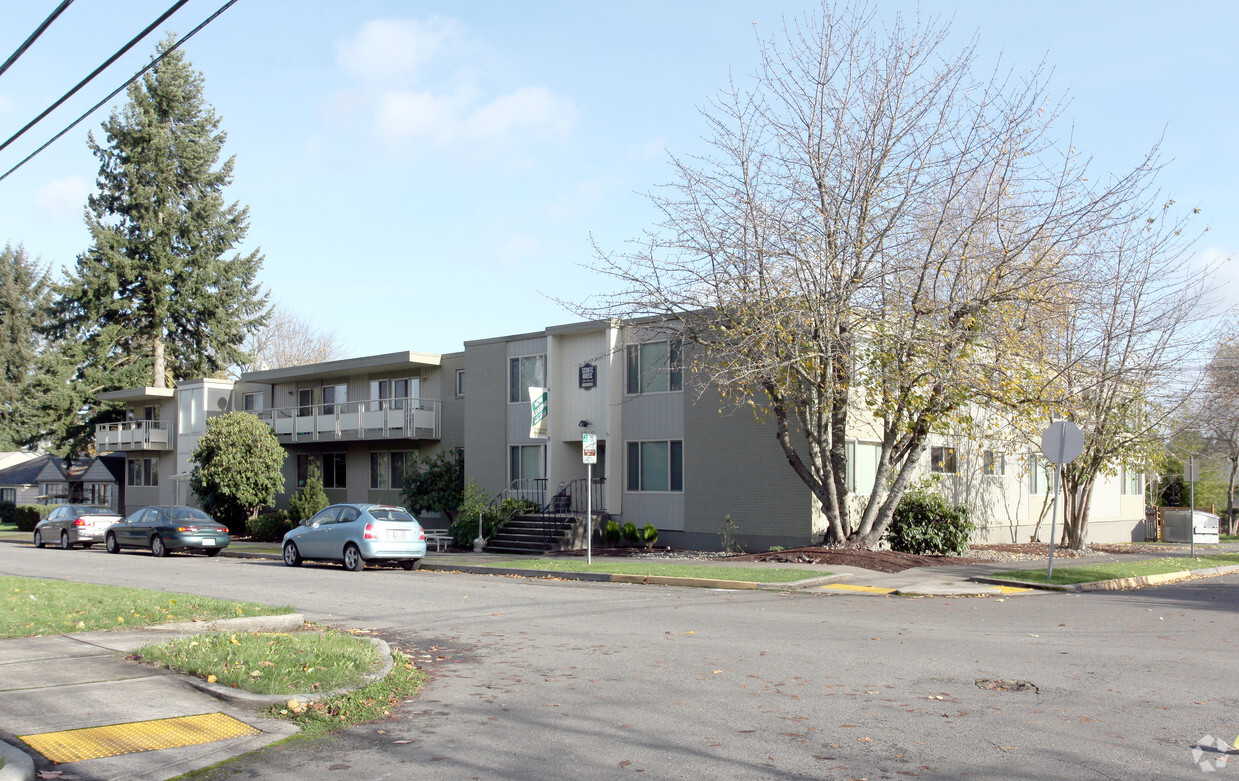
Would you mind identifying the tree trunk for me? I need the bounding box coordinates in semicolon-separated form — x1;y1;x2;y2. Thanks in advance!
152;335;166;388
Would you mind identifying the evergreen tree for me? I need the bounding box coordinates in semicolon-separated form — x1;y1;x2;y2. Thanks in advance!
0;244;50;450
49;37;269;396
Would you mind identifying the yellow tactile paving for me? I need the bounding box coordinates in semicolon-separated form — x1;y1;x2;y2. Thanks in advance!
19;712;261;763
821;583;897;594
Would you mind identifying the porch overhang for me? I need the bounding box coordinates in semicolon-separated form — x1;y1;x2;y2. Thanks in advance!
240;351;441;384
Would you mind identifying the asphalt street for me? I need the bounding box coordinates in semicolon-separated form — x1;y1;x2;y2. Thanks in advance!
1;544;1236;779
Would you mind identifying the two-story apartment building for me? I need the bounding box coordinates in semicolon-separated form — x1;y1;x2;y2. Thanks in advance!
95;319;1147;548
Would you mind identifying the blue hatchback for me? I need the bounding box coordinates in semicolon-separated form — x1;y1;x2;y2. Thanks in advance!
281;503;428;571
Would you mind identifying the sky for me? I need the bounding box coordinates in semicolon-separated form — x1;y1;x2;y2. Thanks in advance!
0;0;1235;359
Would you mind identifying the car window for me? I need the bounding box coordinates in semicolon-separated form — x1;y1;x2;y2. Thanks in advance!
80;506;113;516
48;507;64;521
169;507;212;522
140;509;160;524
124;509;144;523
368;508;415;522
310;506;341;525
338;506;361;523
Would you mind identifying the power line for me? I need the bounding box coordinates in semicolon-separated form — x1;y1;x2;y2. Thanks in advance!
0;0;76;79
0;0;239;184
0;0;193;157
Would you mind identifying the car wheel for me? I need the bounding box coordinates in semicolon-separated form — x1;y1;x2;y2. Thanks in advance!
150;535;167;558
60;531;72;550
33;530;43;548
400;559;421;571
342;543;365;572
283;541;302;567
204;548;221;557
105;533;119;554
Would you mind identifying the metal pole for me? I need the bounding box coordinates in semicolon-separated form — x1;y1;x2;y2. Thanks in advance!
1047;429;1068;582
587;463;593;565
1190;456;1196;558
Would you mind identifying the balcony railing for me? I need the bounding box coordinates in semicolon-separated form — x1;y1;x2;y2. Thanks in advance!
95;420;171;451
253;397;440;442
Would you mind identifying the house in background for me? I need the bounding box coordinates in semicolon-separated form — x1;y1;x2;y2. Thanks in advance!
0;453;123;511
92;318;1146;548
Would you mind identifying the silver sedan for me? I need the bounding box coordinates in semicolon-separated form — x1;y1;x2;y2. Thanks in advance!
33;505;123;549
281;503;428;571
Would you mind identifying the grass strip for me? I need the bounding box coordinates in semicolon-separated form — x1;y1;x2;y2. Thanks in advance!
270;649;426;737
0;574;294;639
484;559;828;583
993;553;1239;585
134;629;379;695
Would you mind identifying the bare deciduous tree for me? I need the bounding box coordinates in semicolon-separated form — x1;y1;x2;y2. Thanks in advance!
1194;331;1239;533
581;1;1174;548
232;304;346;377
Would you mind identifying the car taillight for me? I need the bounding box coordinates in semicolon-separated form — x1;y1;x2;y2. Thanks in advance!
419;530;425;541
364;523;377;540
74;518;87;526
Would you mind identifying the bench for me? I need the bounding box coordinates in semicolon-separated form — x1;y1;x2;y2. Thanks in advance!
422;529;451;552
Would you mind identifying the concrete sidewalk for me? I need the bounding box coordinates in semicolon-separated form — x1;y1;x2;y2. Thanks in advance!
0;615;303;781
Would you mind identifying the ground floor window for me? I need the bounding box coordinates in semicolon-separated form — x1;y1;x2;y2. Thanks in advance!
626;440;683;492
127;459;158;487
983;450;1005;476
1122;467;1142;495
930;446;957;474
0;487;14;503
297;453;346;489
1029;454;1055;494
370;450;417;490
509;445;544;486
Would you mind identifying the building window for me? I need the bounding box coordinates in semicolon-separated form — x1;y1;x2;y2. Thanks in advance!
0;488;14;503
297;388;314;417
242;392;263;412
846;441;881;493
509;355;546;403
1029;455;1055;495
626;339;682;394
370;452;389;490
322;384;346;415
178;386;203;433
142;405;158;421
322;453;346;488
626;440;684;492
930;446;957;474
983;450;1005;476
392;379;409;410
1123;468;1142;495
369;379;389;411
456;369;465;396
509;444;545;488
390;451;415;490
127;458;158;487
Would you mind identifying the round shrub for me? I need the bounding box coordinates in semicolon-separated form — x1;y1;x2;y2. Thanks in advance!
603;520;621;546
0;500;15;526
622;521;639;544
885;485;975;555
642;523;659;548
247;511;292;542
14;505;52;532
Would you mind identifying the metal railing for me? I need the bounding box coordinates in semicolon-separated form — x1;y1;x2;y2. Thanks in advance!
252;397;440;442
95;420;171;450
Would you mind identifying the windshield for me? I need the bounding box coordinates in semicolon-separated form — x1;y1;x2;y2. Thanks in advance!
368;507;416;522
168;507;213;522
78;507;114;516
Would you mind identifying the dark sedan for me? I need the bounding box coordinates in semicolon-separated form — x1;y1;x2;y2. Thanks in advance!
104;506;230;557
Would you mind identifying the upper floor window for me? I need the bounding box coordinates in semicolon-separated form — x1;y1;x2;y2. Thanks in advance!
983;450;1005;476
322;384;346;414
178;386;204;433
509;355;546;403
142;405;158;421
930;446;957;474
1122;468;1143;496
456;369;465;397
626;339;682;394
243;392;263;412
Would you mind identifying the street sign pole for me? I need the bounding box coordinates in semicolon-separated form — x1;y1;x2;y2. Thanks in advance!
1190;456;1196;558
1041;421;1085;583
582;431;598;565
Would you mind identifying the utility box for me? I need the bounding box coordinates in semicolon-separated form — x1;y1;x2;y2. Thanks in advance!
1162;509;1220;544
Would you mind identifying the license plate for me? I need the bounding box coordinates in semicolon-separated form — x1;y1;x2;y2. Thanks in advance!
389;530;408;540
202;539;214;546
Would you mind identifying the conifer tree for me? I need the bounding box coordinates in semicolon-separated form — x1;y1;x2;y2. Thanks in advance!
0;244;50;450
49;37;269;394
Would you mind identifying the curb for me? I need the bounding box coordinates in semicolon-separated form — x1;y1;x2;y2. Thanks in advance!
973;563;1239;592
421;563;843;591
179;636;393;710
145;612;306;634
0;741;34;781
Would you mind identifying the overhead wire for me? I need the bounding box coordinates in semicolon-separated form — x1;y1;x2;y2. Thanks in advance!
0;0;194;158
0;0;76;79
0;0;240;184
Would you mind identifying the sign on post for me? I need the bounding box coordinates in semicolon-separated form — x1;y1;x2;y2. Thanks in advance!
1040;420;1084;581
582;432;597;464
582;430;597;563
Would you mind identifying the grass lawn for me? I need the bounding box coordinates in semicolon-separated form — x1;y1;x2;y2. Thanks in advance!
993;553;1239;585
1222;534;1239;543
136;629;379;695
487;559;828;583
0;574;294;638
0;523;18;533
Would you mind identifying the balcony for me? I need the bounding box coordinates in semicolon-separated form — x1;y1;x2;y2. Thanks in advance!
95;420;172;452
254;397;440;443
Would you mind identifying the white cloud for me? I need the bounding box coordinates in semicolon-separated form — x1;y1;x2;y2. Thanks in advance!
330;17;578;164
34;176;89;221
335;17;465;84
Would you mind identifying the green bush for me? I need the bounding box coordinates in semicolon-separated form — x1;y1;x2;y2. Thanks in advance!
447;496;538;548
603;520;621;546
621;521;639;544
642;523;659;548
247;511;292;542
885;484;975;555
0;500;15;525
14;504;52;532
288;462;329;524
